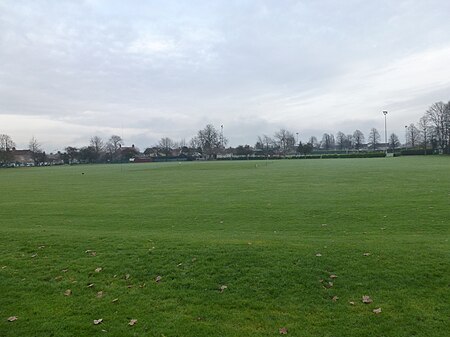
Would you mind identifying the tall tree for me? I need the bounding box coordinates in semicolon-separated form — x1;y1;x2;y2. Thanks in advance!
345;134;353;149
29;136;42;165
308;136;319;149
106;135;124;162
406;123;421;147
107;135;123;152
389;133;400;150
335;131;346;150
321;133;335;150
196;124;222;159
426;102;450;153
158;137;174;156
0;134;16;164
297;141;313;155
418;116;430;152
256;135;274;156
274;129;295;154
352;130;365;150
65;146;79;164
368;128;380;150
90;136;104;161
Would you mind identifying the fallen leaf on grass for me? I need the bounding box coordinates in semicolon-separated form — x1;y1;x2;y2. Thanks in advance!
373;307;382;314
112;298;119;303
155;275;162;283
64;289;72;296
7;316;18;322
31;253;37;258
363;252;371;256
38;245;45;249
96;291;103;298
93;319;103;325
219;285;228;292
62;269;68;273
139;283;146;288
54;275;63;281
85;250;97;256
362;295;373;304
329;274;338;279
332;296;339;302
315;253;322;257
279;327;288;334
87;283;95;288
125;274;130;280
128;319;138;326
349;301;355;305
324;282;333;288
95;267;102;273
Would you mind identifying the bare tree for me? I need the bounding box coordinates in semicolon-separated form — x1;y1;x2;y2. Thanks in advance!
418;116;430;153
406;123;421;147
196;124;221;159
346;134;353;149
308;136;319;149
158;137;174;156
352;130;365;150
105;135;123;162
368;128;380;150
321;133;335;150
90;136;104;161
274;129;295;154
90;136;104;153
389;133;400;150
0;134;16;164
256;135;274;156
335;131;346;150
426;101;450;153
107;135;123;152
29;136;43;165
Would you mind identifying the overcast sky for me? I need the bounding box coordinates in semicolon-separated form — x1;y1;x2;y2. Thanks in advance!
1;0;450;151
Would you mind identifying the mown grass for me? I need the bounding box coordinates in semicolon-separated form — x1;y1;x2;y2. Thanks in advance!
0;157;449;336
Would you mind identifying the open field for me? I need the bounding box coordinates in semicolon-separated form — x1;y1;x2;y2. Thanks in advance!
0;157;449;336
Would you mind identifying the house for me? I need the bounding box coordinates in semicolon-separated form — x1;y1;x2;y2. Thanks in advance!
13;150;34;166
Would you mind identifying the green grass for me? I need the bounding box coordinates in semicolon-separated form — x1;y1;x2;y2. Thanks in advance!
0;157;449;336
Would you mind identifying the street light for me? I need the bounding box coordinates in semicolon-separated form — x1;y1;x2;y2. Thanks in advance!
383;111;388;154
296;132;299;146
404;125;408;151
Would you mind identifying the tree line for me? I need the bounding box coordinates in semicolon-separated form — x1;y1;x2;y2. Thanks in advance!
1;100;449;166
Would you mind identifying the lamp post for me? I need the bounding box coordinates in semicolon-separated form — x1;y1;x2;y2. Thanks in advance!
383;111;388;154
296;132;299;146
220;125;224;148
404;125;408;151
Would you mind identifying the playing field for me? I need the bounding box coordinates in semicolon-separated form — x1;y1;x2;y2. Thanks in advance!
0;157;449;336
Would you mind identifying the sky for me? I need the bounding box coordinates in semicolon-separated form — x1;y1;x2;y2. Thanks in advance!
1;0;450;151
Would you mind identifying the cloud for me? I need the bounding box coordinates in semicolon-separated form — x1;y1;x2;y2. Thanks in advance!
1;0;450;150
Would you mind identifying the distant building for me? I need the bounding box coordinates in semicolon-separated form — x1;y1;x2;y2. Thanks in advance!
13;150;34;166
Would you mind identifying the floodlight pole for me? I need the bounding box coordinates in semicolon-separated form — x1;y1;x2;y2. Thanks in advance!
383;111;388;154
404;125;408;151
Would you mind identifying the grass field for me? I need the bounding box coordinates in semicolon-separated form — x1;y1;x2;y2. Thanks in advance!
0;157;449;336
